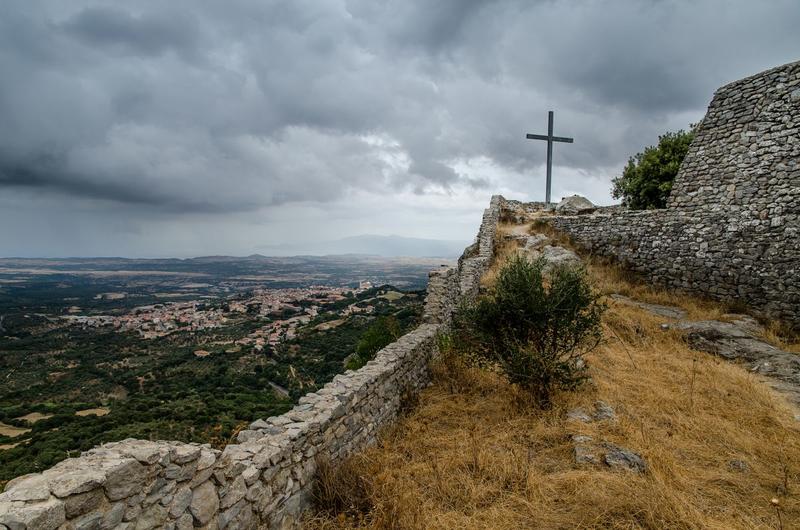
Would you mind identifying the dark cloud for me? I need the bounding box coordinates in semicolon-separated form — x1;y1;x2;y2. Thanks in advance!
0;0;797;255
62;6;202;59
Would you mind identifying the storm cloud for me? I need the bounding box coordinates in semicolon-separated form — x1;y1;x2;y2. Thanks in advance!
0;0;798;256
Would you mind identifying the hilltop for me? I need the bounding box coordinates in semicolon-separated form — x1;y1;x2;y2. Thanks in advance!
307;212;800;529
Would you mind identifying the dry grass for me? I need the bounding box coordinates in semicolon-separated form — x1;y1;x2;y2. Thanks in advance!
308;223;800;530
763;322;800;354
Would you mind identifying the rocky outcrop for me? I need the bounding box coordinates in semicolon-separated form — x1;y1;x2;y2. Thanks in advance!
667;319;800;406
0;198;503;529
556;195;595;215
609;295;687;320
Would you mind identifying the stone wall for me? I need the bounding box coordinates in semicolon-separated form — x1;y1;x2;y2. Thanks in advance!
668;60;799;214
547;60;799;328
0;198;502;530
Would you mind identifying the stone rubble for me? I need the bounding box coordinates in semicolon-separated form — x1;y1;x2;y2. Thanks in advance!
567;401;646;473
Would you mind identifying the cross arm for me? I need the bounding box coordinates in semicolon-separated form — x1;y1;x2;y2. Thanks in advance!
526;133;574;143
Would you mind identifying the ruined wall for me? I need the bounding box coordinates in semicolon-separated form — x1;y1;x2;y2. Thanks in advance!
0;198;502;530
549;61;800;327
668;60;800;214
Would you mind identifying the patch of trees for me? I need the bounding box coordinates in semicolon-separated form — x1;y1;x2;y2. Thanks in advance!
612;128;695;209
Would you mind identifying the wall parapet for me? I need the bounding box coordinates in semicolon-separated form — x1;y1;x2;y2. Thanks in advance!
0;197;503;530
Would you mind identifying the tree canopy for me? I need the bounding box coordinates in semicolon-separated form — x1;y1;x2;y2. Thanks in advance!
611;128;695;209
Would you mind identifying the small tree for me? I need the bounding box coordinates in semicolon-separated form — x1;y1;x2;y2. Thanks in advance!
346;316;401;370
612;128;695;209
460;255;604;407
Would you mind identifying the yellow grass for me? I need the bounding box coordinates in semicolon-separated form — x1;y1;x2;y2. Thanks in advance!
14;412;53;424
0;422;30;438
308;224;800;530
75;407;110;417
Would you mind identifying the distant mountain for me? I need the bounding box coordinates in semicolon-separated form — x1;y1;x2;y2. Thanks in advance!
258;235;470;258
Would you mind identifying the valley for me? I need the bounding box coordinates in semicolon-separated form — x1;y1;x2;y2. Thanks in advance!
0;255;438;484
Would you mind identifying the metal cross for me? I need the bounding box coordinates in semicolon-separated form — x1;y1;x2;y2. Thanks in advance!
526;111;574;205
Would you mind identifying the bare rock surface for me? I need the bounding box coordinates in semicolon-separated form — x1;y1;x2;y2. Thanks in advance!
517;240;581;271
721;314;765;336
669;319;800;406
541;245;581;268
572;435;599;465
567;401;616;423
570;436;646;473
610;294;687;320
603;443;647;473
0;498;65;530
523;233;548;251
556;195;596;215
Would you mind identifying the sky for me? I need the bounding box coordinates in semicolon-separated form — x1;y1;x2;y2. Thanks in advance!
0;0;798;258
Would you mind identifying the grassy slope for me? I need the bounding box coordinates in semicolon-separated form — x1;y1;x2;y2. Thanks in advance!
308;221;800;529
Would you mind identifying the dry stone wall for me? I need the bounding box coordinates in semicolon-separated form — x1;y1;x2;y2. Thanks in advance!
0;198;502;530
548;60;799;328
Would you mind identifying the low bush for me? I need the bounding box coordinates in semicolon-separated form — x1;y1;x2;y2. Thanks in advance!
458;255;604;407
345;316;401;370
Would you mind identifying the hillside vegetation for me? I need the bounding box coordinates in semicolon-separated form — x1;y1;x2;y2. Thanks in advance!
0;283;422;485
308;221;800;529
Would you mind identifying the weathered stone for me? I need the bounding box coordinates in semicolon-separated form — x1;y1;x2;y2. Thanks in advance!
174;461;198;483
189;466;215;489
219;476;246;510
541;245;581;269
0;498;65;530
189;481;219;525
169;487;192;518
722;314;765;336
99;501;124;529
241;467;259;487
172;446;201;465
115;441;164;465
0;475;51;502
175;513;194;530
610;294;687;320
244;482;266;504
593;401;616;421
123;504;141;522
219;500;253;530
133;503;167;530
670;319;800;404
572;435;598;465
523;233;548;251
64;489;106;519
556;195;595;215
728;459;750;473
104;460;149;501
603;443;647;473
72;510;103;530
50;470;106;498
195;450;217;471
566;408;591;423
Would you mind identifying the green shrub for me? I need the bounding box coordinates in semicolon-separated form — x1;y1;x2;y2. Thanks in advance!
612;128;695;209
346;316;401;370
459;255;604;407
